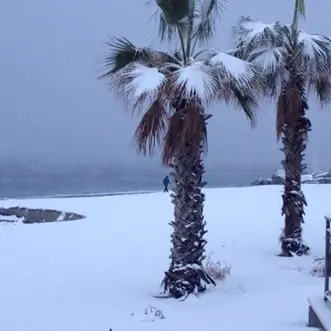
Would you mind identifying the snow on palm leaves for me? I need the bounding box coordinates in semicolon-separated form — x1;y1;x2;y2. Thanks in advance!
104;37;262;161
232;16;331;101
115;51;260;106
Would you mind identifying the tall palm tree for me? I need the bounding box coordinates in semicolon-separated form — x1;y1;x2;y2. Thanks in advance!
100;0;262;298
232;0;331;257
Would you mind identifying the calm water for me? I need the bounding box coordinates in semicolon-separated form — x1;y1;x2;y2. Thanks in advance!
0;162;276;199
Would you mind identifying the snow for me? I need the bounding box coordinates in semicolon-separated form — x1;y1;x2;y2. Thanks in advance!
123;64;166;98
242;20;279;42
248;46;285;73
174;61;218;103
209;51;256;84
308;296;331;328
0;215;18;223
297;31;328;60
235;17;282;46
296;31;331;76
301;174;314;182
1;184;331;331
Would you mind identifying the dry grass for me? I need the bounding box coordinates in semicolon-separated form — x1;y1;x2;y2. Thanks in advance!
204;253;231;281
144;305;165;320
310;257;325;277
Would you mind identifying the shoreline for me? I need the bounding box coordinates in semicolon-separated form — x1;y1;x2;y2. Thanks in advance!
2;182;331;201
0;190;159;201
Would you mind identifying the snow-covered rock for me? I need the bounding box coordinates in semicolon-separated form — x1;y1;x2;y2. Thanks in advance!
250;169;331;186
0;207;85;224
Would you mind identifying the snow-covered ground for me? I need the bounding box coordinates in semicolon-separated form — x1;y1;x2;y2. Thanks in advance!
0;185;330;331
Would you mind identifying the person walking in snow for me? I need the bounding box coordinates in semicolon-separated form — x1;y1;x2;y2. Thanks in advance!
163;175;170;192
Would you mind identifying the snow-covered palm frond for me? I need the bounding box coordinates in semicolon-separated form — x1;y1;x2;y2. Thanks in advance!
173;61;219;105
297;31;331;76
295;31;331;105
208;51;263;89
233;16;284;53
115;64;167;111
246;45;289;97
100;37;179;79
247;46;286;75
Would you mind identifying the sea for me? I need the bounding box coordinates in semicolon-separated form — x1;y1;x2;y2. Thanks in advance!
0;162;277;200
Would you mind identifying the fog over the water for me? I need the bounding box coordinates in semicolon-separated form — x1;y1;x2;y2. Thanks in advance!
1;0;331;170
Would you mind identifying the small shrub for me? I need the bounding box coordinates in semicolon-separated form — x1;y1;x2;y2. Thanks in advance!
144;305;165;320
204;253;231;281
310;257;325;277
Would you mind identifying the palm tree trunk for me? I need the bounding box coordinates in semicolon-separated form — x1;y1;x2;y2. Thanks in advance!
279;73;311;257
163;120;215;299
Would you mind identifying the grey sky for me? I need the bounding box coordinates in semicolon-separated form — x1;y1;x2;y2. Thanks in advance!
1;0;331;169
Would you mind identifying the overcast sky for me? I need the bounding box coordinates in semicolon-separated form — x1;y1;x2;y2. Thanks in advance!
1;0;331;169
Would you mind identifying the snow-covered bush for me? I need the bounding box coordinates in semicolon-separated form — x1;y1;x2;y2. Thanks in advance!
144;305;165;320
310;257;325;277
204;253;231;281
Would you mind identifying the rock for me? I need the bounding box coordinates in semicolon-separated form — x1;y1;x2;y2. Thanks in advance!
270;174;284;185
0;207;85;224
250;178;272;186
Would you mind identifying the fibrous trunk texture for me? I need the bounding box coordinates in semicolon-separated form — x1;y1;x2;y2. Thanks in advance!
279;71;311;257
163;122;215;299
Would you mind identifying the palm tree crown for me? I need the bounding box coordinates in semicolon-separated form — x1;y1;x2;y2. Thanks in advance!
232;16;331;123
100;0;263;164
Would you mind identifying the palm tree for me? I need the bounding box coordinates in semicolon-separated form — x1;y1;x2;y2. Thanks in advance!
232;0;331;256
100;0;262;298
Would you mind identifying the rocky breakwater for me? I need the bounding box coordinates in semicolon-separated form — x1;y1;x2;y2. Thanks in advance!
0;207;85;224
250;169;331;186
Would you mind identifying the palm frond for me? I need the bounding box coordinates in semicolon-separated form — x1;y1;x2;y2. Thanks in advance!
154;0;192;42
233;16;285;57
172;61;219;105
156;12;177;41
311;76;331;106
162;111;183;165
231;87;260;127
100;37;152;78
99;37;179;80
133;97;169;155
162;104;206;165
296;31;331;77
217;82;260;127
114;63;167;112
208;51;263;89
156;0;190;24
246;45;290;98
247;46;286;75
193;0;227;45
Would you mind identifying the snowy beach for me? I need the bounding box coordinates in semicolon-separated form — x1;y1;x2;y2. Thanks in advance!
0;184;330;331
